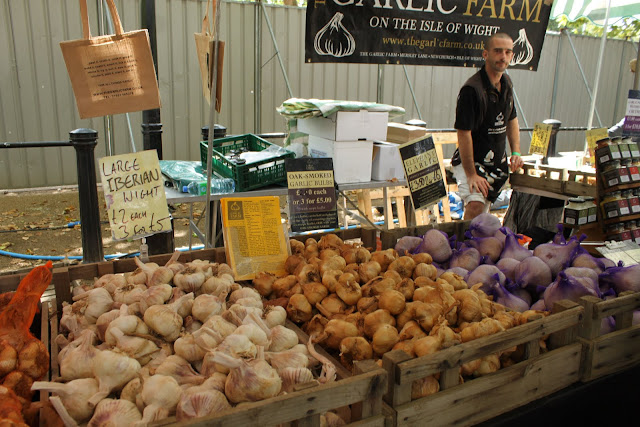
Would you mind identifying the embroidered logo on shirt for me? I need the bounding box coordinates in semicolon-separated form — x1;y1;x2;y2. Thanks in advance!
495;112;504;127
483;150;494;164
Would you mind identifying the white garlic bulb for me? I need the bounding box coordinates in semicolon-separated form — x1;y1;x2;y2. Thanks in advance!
211;351;282;403
176;390;231;421
31;378;99;423
192;293;226;323
155;355;205;386
87;398;142;426
264;305;287;328
268;325;299;352
279;367;314;393
174;266;207;293
113;284;147;306
202;315;238;339
72;287;113;324
58;329;100;381
135;375;182;426
89;350;141;406
229;287;261;304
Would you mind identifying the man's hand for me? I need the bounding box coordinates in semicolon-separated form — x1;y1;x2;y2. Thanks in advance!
467;173;489;198
509;154;524;172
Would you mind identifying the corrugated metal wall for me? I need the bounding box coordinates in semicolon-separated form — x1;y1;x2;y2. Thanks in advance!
1;0;637;190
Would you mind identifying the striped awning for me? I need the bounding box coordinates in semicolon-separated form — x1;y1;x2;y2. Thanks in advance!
551;0;640;24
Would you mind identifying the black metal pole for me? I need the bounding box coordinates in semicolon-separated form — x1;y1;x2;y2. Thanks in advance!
140;0;173;254
141;123;174;255
69;128;104;263
141;0;162;151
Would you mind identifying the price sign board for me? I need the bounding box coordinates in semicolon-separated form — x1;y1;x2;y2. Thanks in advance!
99;150;172;241
285;158;338;233
528;122;553;156
585;128;609;160
398;135;446;211
623;90;640;137
221;196;289;281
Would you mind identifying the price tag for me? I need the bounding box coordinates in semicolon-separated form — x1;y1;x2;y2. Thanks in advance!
528;122;553;156
221;196;289;281
623;90;640;137
398;134;446;211
285;158;338;233
585;127;609;161
99;150;172;241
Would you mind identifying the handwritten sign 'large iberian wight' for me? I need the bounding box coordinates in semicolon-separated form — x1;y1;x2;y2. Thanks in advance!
99;150;172;241
399;135;447;211
305;0;552;69
285;158;339;233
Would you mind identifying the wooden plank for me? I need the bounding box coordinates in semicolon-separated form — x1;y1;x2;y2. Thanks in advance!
563;181;597;198
394;344;582;427
160;370;385;427
382;349;412;407
394;305;583;384
434;141;452;223
577;292;640;382
49;298;59;381
592;292;640;319
586;325;640;381
509;173;564;194
0;274;22;293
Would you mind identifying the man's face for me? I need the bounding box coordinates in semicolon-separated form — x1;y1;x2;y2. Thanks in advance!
483;37;514;74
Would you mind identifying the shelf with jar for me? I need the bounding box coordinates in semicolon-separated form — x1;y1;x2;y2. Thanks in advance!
593;136;640;245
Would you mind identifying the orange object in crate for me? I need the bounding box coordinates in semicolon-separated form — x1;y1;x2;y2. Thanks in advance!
518;234;533;247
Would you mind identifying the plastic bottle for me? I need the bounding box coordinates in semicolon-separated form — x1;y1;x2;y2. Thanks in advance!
184;179;235;195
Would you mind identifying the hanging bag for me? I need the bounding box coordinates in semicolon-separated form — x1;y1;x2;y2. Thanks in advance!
60;0;161;119
194;0;224;112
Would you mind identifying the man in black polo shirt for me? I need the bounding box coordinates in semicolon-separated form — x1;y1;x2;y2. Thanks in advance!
451;32;524;220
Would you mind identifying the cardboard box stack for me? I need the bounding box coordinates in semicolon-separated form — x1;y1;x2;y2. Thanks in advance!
369;122;430;181
299;110;388;184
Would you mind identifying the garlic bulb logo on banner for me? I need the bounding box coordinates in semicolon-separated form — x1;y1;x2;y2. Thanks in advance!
314;12;356;58
510;28;534;66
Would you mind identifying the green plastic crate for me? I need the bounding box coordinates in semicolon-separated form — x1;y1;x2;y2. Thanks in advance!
200;134;295;192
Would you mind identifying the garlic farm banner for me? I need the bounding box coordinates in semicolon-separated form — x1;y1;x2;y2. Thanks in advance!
305;0;554;70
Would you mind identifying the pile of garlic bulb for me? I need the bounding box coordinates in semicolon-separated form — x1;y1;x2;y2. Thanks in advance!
35;252;339;426
258;234;549;400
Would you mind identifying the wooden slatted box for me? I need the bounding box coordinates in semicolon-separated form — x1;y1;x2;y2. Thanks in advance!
577;291;640;382
381;301;584;427
40;248;389;426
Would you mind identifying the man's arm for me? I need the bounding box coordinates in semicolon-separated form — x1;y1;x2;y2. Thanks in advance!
457;129;489;197
507;117;523;172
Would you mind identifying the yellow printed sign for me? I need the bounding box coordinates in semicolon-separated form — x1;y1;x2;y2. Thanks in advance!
528;122;553;156
585;128;609;161
221;196;289;281
99;150;172;241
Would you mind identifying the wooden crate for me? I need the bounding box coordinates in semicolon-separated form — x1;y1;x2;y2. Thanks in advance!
576;291;640;382
510;163;565;195
564;170;597;198
42;248;389;427
382;301;584;427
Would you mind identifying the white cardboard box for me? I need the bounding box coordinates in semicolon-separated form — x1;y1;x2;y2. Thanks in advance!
372;141;405;181
298;110;389;141
308;135;373;184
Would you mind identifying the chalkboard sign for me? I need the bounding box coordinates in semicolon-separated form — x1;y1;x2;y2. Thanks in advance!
285;158;338;233
399;135;446;211
99;150;172;241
